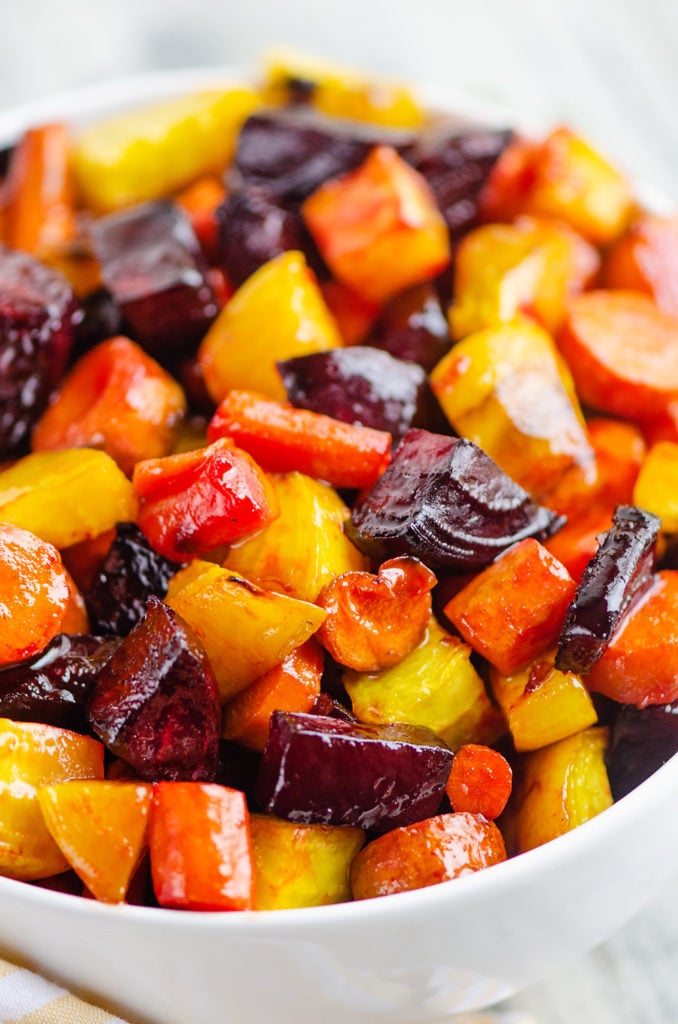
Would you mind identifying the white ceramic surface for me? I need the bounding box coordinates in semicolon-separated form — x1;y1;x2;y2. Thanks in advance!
1;69;677;1024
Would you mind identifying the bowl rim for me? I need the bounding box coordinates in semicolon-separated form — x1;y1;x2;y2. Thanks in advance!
0;62;676;932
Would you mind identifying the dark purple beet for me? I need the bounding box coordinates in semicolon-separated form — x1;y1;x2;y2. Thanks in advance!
605;701;678;800
88;596;220;782
215;739;262;807
72;287;124;360
309;692;356;722
90;200;218;360
216;185;324;286
370;283;452;372
347;430;562;571
0;633;119;733
410;125;512;242
556;506;660;675
84;522;183;637
0;244;80;457
278;346;440;444
231;108;415;202
256;711;452;831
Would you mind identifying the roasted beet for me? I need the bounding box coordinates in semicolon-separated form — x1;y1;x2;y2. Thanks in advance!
347;430;562;571
0;244;79;456
231;108;415;201
278;346;440;444
216;185;323;287
309;692;357;722
556;505;660;675
256;711;452;832
370;283;452;372
72;287;124;359
90;200;218;360
605;701;678;800
0;633;119;733
87;596;220;782
84;522;183;637
411;126;512;242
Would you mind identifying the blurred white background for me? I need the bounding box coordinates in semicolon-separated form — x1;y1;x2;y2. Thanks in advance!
1;1;677;1021
1;0;678;197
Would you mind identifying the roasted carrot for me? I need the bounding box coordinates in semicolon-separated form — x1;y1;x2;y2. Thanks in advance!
316;556;436;672
175;174;226;262
222;640;324;752
4;123;76;257
208;389;392;489
604;213;678;318
445;744;513;820
558;290;678;422
543;507;614;584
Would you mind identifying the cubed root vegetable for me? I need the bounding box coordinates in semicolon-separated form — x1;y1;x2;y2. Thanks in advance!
633;442;678;533
37;781;152;903
133;438;279;562
350;812;507;899
251;815;365;910
223;472;367;602
32;336;187;475
0;719;104;881
207;389;392;490
490;652;598;752
149;783;254;911
198;251;342;403
317;557;436;672
509;727;612;854
0;448;138;550
303;145;450;304
445;539;577;676
0;524;70;664
603;213;678;319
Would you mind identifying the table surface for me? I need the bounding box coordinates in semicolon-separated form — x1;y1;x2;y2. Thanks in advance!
1;2;676;1021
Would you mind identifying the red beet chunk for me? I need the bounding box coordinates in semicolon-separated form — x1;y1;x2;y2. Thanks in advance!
277;346;440;444
370;283;452;372
256;711;452;832
347;430;562;572
216;185;324;287
0;244;79;456
90;200;218;360
605;701;678;800
0;633;119;733
556;505;660;675
88;596;221;782
84;522;183;637
232;108;415;201
72;287;124;360
411;126;512;241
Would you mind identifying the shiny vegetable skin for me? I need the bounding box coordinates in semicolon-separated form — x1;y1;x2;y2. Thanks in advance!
207;390;392;490
347;430;563;571
256;711;453;832
133;438;279;562
350;812;506;900
556;505;660;675
445;745;513;820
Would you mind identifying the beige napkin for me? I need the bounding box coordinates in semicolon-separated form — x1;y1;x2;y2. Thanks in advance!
0;960;129;1024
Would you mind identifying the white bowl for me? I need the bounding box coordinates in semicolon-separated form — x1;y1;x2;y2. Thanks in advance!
1;68;677;1024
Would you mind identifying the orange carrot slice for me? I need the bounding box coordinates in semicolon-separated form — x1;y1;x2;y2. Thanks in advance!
445;744;513;820
4;124;76;257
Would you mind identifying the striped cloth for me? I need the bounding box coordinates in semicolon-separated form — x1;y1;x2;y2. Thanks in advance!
0;961;129;1024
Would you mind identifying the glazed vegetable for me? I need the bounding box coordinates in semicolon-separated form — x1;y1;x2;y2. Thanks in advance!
0;55;676;912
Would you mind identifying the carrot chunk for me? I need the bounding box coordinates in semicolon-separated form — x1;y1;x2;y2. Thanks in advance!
604;213;678;318
317;556;436;671
558;290;678;422
208;389;391;490
0;523;69;664
4;124;76;257
445;744;513;820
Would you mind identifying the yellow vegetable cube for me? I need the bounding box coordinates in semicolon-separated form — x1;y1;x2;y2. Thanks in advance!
224;472;367;602
343;615;504;750
633;441;678;533
0;448;138;549
73;87;260;212
430;318;593;498
198;251;343;403
490;652;598;752
251;815;364;910
166;564;326;701
511;727;612;853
